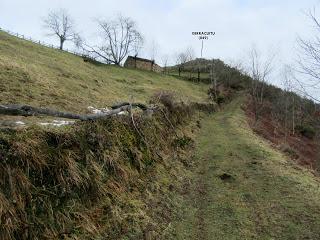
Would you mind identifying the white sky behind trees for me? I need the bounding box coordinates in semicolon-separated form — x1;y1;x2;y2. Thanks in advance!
1;0;320;98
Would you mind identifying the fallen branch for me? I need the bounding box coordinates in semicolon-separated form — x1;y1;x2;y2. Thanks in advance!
0;103;151;121
111;102;148;110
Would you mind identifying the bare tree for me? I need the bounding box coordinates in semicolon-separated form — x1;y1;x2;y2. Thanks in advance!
175;47;195;76
297;8;320;103
43;9;75;50
209;60;218;101
176;47;195;65
185;47;195;62
73;32;83;49
281;65;297;138
176;52;188;66
161;54;169;74
133;35;144;57
80;15;143;65
150;40;159;61
247;46;275;122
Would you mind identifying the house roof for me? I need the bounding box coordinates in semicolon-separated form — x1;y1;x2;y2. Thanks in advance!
126;56;155;64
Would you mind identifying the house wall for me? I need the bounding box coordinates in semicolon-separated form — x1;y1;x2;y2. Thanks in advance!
152;64;162;73
124;57;162;73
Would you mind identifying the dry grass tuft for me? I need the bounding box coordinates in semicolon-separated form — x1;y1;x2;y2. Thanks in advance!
0;95;203;239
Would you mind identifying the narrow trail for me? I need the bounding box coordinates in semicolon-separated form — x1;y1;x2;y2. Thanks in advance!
175;98;320;240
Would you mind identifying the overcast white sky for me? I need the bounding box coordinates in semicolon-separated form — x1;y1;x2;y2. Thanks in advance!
1;0;320;97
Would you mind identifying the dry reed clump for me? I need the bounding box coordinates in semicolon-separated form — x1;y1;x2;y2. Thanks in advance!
0;96;198;239
150;91;195;126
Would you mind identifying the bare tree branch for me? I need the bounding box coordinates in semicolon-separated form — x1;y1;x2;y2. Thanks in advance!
0;103;152;121
246;46;275;122
149;40;159;61
43;8;75;50
297;8;320;102
175;47;195;76
80;15;143;65
161;54;170;74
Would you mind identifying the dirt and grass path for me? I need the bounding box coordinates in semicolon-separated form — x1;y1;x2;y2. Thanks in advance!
174;98;320;239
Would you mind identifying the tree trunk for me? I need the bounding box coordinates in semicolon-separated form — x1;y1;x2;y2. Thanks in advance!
0;103;150;121
284;94;288;144
292;97;295;135
59;38;64;50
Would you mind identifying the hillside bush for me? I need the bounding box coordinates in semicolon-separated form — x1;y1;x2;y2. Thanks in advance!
295;124;316;139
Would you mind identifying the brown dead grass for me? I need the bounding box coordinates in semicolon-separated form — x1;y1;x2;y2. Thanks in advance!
245;98;320;171
0;94;213;239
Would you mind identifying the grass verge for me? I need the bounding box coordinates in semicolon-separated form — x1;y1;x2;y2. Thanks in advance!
174;97;320;240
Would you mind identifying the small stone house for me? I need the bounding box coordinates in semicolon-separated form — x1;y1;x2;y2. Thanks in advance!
124;56;162;73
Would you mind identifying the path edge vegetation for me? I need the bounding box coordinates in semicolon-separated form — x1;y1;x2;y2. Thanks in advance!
0;92;216;239
173;96;320;240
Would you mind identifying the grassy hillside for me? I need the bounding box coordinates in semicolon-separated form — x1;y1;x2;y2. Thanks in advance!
2;29;320;240
0;31;208;113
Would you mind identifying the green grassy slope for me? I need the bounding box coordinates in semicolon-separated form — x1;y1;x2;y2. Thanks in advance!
174;97;320;239
0;31;208;113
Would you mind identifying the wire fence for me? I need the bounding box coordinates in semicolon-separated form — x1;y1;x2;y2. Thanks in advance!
0;27;98;61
